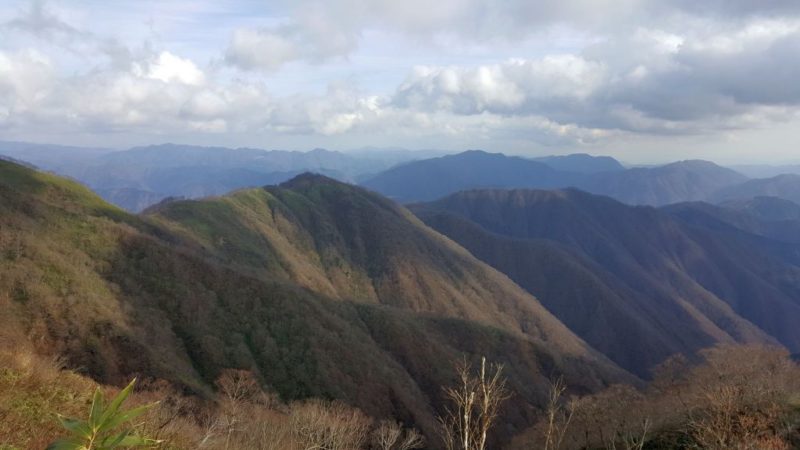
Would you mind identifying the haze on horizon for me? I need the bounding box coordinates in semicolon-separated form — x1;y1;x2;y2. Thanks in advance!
2;0;800;164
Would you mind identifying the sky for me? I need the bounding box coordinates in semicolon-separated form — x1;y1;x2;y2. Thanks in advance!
1;1;800;163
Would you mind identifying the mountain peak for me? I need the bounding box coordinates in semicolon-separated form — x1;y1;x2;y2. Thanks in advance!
279;171;347;189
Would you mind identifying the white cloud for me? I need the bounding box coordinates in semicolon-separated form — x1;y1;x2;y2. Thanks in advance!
4;0;800;159
140;52;206;86
225;27;300;71
393;56;606;115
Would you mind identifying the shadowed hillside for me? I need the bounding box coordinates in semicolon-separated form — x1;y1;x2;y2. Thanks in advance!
412;189;800;377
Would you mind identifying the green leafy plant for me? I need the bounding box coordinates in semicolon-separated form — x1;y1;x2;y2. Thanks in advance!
47;379;159;450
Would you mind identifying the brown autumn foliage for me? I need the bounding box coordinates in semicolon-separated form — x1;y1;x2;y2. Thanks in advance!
0;345;425;450
512;344;800;450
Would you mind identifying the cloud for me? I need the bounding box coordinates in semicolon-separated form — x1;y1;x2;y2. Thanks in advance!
138;52;206;86
0;45;271;135
5;0;89;42
224;0;800;71
3;0;800;155
0;48;54;126
225;6;359;71
393;56;605;115
388;19;800;136
225;27;301;71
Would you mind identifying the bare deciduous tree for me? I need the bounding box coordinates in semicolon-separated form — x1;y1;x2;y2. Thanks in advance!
543;377;576;450
290;399;372;450
686;346;796;450
438;356;510;450
215;369;262;449
372;421;425;450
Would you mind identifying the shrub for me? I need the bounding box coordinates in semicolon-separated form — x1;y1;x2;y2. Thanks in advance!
47;379;159;450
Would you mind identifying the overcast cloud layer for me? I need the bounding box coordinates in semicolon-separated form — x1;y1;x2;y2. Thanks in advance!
1;0;800;162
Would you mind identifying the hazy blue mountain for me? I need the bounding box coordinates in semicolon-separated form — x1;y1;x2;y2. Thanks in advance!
0;140;113;173
665;198;800;244
1;142;427;212
363;151;748;206
95;187;166;213
721;196;800;221
81;144;385;179
532;153;625;173
730;164;800;178
712;174;800;205
361;150;583;202
582;160;749;206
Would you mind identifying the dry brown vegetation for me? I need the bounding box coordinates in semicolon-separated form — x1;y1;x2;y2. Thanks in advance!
4;317;800;450
0;346;423;450
512;345;800;450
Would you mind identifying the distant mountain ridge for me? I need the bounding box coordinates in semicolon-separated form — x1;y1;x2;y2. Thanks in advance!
582;160;748;205
712;174;800;205
665;198;800;244
0;142;433;212
7;141;800;213
363;151;750;206
361;150;584;202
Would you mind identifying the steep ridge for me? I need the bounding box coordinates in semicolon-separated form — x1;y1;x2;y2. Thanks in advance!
0;161;628;443
411;189;800;376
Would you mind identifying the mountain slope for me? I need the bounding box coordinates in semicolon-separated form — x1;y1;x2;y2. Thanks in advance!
412;189;800;376
0;161;628;444
147;173;610;355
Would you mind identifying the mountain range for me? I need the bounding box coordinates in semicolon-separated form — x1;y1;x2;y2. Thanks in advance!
0;142;433;212
0;159;628;444
6;146;800;445
7;141;800;213
363;151;756;206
